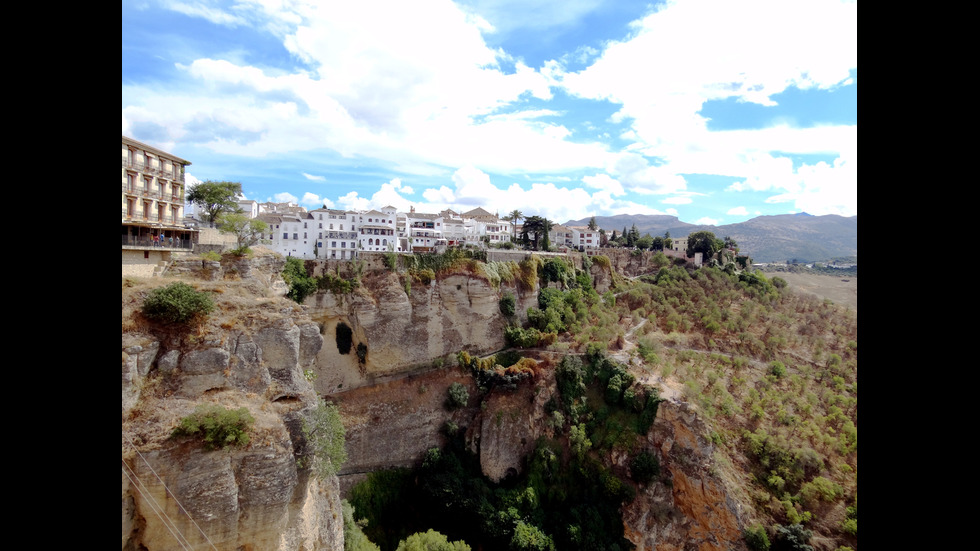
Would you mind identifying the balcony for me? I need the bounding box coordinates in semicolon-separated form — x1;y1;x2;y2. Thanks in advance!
122;235;194;250
122;159;185;183
122;210;185;227
122;184;184;205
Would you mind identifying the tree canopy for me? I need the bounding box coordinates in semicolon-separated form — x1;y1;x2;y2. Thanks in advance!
686;230;725;261
188;180;242;226
521;216;552;251
216;212;269;254
395;530;471;551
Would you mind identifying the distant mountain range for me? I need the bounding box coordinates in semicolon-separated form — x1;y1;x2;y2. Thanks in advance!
564;213;857;264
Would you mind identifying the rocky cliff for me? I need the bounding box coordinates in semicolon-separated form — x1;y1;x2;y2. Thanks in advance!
123;249;751;550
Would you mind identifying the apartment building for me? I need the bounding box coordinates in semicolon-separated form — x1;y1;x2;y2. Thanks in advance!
122;136;196;275
310;208;359;260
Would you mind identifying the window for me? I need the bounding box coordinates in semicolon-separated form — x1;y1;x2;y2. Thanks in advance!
283;233;288;239
293;233;298;240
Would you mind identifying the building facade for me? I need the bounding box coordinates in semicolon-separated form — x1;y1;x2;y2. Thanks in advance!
122;136;196;276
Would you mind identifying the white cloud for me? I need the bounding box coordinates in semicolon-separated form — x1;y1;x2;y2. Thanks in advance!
694;216;720;226
165;1;248;26
300;192;326;207
273;192;298;204
303;173;326;182
727;206;749;216
554;0;856;207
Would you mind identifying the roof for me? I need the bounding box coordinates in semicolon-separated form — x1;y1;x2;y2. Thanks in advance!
122;135;192;166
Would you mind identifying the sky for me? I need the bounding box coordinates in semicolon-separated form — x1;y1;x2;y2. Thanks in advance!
122;0;856;227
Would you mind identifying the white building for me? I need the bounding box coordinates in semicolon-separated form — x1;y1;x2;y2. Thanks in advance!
405;209;443;253
357;209;398;252
310;208;359;260
257;213;317;258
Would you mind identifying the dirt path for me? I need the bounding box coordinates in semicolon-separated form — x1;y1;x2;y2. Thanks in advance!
609;318;686;403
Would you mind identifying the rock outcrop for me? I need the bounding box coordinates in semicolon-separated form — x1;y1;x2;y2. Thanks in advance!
122;255;344;550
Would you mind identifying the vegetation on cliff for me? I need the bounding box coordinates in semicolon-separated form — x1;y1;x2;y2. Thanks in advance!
344;252;856;550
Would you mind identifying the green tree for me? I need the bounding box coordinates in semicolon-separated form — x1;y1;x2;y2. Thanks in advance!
283;256;317;303
686;230;724;261
395;529;471;551
302;398;348;479
635;234;654;250
627;224;640;247
504;210;524;243
342;500;381;551
216;212;269;254
588;216;598;231
743;524;771;551
522;216;551;251
569;423;592;457
141;281;215;324
187;180;243;226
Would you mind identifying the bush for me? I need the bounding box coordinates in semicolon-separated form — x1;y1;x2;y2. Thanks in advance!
283;257;317;303
446;382;469;409
629;451;660;484
396;529;470;551
171;403;254;450
141;282;215;324
744;524;771;551
302;399;348;478
772;524;813;551
499;292;516;317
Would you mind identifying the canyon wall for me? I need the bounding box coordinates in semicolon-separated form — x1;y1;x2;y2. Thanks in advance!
123;250;749;551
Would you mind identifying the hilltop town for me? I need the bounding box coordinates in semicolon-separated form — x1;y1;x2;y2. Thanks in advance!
123;135;699;276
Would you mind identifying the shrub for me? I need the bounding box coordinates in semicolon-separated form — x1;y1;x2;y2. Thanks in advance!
446;382;469;409
141;281;215;324
630;451;660;484
395;529;470;551
772;524;813;551
302;398;348;479
770;361;787;378
499;292;516;317
283;257;317;303
171;403;254;450
743;524;771;551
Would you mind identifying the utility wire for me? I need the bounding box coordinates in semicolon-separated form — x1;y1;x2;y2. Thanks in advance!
123;437;220;550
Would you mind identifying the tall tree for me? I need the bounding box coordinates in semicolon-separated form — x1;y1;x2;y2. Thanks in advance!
188;180;242;226
588;216;598;231
521;215;552;251
505;210;523;243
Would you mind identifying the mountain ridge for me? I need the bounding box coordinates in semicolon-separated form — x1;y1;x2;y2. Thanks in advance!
564;213;857;263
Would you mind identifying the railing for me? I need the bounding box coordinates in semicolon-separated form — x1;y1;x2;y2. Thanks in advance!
121;184;184;204
121;235;194;250
122;159;185;182
121;210;185;225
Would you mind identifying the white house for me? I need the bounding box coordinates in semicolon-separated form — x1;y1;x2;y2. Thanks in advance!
310;208;359;260
357;209;398;252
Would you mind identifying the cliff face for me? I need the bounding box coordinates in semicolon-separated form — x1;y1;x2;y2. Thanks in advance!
122;254;343;551
123;251;750;551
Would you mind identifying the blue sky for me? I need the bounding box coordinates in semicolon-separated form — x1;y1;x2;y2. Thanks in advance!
122;0;856;226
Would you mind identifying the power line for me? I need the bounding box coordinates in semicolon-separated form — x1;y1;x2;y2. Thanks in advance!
123;438;219;550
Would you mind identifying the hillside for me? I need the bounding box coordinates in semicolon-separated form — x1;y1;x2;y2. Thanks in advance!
566;212;857;263
122;247;857;551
